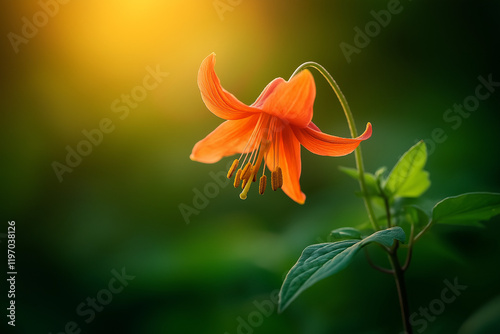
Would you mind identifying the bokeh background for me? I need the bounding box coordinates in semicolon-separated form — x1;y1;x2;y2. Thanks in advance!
1;1;500;333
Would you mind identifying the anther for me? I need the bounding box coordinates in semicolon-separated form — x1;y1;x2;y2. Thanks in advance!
271;170;278;191
227;159;239;179
241;162;252;181
239;140;272;200
276;167;283;189
259;175;267;195
234;169;242;188
271;167;283;191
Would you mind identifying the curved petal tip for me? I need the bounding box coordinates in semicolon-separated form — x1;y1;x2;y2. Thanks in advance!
358;122;372;140
198;53;258;121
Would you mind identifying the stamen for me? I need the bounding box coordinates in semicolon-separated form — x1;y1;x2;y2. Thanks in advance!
234;169;242;188
227;159;239;179
271;167;283;191
259;175;267;195
271;170;278;191
241;162;252;181
240;140;271;200
276;167;283;189
252;140;270;174
238;114;265;167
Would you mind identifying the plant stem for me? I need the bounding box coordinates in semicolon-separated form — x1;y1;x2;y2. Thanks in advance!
402;223;415;271
364;248;394;275
388;251;412;334
413;219;434;242
290;62;380;231
291;62;412;331
383;194;392;228
381;189;412;332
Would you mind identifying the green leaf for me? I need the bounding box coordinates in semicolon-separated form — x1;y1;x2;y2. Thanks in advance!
330;227;362;241
404;205;429;229
338;166;359;180
458;295;500;334
279;227;405;312
374;166;387;180
383;141;430;199
339;166;380;197
432;192;500;226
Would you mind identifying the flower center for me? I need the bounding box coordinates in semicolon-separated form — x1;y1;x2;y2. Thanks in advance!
226;114;283;199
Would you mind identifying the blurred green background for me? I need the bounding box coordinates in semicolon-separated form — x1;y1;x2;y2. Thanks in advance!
1;1;500;333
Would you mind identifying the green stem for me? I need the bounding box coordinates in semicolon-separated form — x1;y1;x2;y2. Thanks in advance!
383;195;392;228
290;62;380;230
364;248;394;275
381;179;412;332
402;223;415;271
388;251;413;334
414;219;435;242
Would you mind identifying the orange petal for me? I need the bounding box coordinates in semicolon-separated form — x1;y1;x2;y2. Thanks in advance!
251;77;286;108
198;53;259;120
261;69;316;128
293;122;372;156
266;126;305;204
190;116;259;163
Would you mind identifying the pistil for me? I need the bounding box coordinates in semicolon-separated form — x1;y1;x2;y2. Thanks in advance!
239;140;271;200
225;113;281;199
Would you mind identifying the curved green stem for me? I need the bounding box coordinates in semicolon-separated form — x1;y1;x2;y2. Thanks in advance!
414;219;435;243
292;62;412;332
402;223;415;271
388;251;413;334
364;248;394;275
290;62;380;230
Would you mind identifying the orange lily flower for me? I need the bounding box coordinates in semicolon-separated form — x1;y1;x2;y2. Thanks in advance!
190;53;372;204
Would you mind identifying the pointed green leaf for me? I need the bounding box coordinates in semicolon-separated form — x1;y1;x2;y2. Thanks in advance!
458;295;500;334
279;227;405;312
384;141;430;199
375;166;387;180
338;166;360;180
432;192;500;226
404;205;430;229
339;166;380;197
396;170;430;198
330;227;362;241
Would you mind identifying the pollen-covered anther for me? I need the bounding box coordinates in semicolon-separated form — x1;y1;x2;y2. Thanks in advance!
241;178;248;189
259;175;267;195
227;159;239;179
241;162;252;181
239;140;271;200
271;167;283;191
276;167;283;189
234;169;242;188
